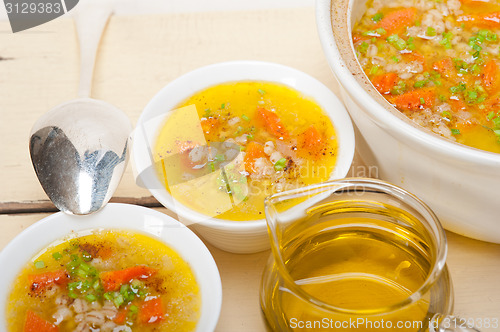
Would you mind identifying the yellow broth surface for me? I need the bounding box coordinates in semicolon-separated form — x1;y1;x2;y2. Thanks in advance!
352;0;500;153
154;82;339;221
7;230;200;332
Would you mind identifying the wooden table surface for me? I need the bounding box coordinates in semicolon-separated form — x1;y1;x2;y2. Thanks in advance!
0;7;499;331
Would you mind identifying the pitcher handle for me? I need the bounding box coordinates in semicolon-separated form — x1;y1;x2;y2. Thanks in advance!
430;314;481;332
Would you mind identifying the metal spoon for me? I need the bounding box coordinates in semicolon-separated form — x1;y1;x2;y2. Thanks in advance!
29;2;132;215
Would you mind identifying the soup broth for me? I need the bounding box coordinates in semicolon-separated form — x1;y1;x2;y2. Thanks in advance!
352;0;500;153
6;230;200;332
154;82;339;221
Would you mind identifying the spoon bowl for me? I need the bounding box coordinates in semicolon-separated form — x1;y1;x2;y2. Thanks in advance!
29;98;132;215
29;2;132;215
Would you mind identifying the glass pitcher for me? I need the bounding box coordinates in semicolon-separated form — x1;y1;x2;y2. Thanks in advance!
260;178;479;332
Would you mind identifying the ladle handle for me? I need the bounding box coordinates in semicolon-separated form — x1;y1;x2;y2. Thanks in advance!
74;1;113;98
431;314;481;332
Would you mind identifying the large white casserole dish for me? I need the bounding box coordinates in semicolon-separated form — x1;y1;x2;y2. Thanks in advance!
316;0;500;243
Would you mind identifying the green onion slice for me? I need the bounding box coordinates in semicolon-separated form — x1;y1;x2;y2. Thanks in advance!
34;261;45;269
274;158;288;171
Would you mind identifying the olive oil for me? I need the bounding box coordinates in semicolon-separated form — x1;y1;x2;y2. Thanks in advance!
263;202;437;331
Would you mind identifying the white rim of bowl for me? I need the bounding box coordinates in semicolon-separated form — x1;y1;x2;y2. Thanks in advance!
316;0;500;167
0;203;222;332
133;60;355;231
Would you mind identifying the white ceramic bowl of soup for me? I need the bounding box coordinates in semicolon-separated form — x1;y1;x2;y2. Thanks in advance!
132;61;355;254
316;0;500;243
0;203;222;332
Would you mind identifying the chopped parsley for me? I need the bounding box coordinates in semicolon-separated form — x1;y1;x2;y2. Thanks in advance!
274;158;288;171
34;261;45;269
358;41;369;54
450;83;466;94
440;32;453;49
387;34;407;50
442;111;452;120
372;13;384;22
369;65;380;75
414;79;428;88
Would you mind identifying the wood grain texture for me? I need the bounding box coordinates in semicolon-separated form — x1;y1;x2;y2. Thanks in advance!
0;19;78;203
446;232;500;330
0;212;498;331
0;196;161;214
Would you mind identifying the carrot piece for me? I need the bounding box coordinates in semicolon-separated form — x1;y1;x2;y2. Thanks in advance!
458;11;500;28
255;108;289;139
138;297;165;324
114;306;130;324
173;140;201;169
483;92;500;110
299;125;326;159
79;243;113;259
374;8;417;36
352;33;368;44
23;311;58;332
482;59;499;92
175;140;198;154
200;117;220;135
479;12;500;28
390;88;435;111
243;141;266;174
450;97;467;112
371;72;399;95
402;51;425;65
28;270;69;293
100;266;158;292
432;57;456;79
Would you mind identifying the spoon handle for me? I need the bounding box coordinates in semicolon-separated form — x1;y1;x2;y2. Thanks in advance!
74;1;113;98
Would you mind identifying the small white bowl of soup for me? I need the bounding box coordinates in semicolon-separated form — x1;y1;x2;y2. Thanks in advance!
316;0;500;243
0;203;222;332
133;61;355;254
